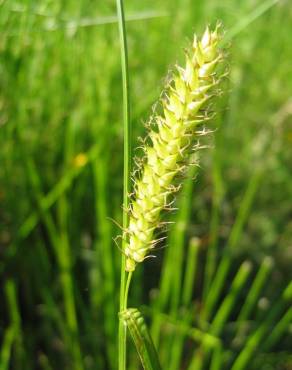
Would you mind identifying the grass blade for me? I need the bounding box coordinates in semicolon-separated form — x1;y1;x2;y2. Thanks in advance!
238;256;273;322
210;261;252;336
203;171;262;321
231;282;292;370
262;306;292;351
120;309;162;370
0;327;14;370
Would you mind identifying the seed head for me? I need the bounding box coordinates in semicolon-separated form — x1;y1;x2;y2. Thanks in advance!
124;25;225;271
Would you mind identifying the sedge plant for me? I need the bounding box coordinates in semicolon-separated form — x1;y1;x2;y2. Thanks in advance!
0;1;290;369
117;23;226;370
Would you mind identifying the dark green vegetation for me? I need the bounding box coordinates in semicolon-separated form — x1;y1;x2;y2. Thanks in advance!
0;0;292;369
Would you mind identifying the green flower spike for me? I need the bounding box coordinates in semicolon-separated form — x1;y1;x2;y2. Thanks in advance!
124;25;224;272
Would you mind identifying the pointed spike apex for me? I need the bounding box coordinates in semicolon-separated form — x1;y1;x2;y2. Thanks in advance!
201;26;211;48
211;22;221;43
188;97;208;115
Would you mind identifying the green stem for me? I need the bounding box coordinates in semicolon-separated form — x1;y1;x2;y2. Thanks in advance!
119;270;132;370
116;0;131;370
124;272;133;309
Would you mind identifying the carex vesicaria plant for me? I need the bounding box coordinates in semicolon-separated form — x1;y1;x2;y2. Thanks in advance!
123;25;225;272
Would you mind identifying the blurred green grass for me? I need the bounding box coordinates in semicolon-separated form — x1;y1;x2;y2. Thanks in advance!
0;0;291;369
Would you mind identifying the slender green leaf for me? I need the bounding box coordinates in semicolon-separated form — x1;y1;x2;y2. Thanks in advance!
120;309;162;370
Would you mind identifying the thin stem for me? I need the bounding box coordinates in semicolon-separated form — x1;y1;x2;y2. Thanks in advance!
119;271;132;370
116;0;131;370
124;272;133;309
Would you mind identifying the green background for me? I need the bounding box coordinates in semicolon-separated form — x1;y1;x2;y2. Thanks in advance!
0;0;291;369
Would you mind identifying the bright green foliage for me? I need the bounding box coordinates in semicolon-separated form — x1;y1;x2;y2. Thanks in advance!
0;1;292;370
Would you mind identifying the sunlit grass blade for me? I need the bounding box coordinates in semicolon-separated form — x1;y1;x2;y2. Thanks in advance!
168;237;200;370
92;157;117;367
143;307;220;348
210;261;252;336
203;171;262;321
25;159;83;370
182;237;200;307
238;256;273;322
18;144;99;241
169;163;199;313
262;306;292;351
203;151;224;301
189;261;252;369
231;282;292;370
